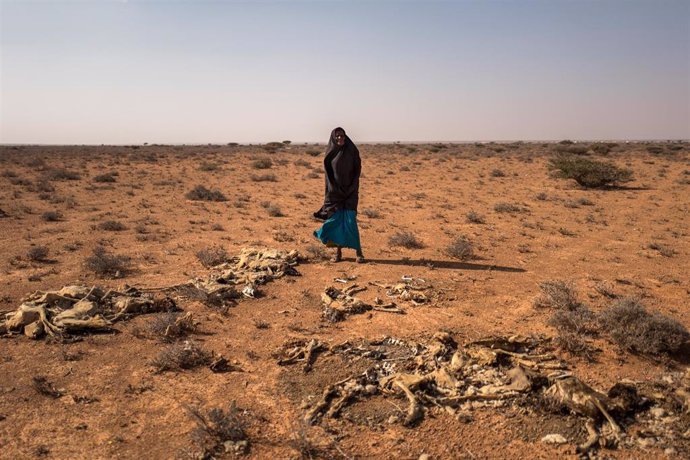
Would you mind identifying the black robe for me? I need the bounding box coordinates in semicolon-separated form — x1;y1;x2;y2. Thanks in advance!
314;127;361;220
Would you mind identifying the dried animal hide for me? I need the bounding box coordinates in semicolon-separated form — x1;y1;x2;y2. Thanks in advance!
0;285;174;339
300;333;557;427
546;376;622;452
192;248;301;300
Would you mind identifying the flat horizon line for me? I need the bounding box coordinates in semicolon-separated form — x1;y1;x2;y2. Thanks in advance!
2;138;688;147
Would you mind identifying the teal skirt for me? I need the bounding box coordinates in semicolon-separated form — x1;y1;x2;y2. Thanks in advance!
314;210;361;251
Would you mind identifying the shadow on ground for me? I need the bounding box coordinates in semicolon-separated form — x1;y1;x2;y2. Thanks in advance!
361;259;526;272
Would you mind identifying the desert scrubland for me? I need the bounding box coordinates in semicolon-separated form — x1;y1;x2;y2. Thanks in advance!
0;141;689;459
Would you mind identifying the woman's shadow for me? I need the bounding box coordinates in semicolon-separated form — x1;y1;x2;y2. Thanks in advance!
358;258;525;272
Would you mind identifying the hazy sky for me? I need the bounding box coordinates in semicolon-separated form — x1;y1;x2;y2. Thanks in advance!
1;0;688;144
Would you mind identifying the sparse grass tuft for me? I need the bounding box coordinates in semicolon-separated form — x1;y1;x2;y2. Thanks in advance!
41;211;62;222
186;185;227;202
198;161;220;172
494;202;525;214
361;208;381;219
196;246;228;268
389;231;424;249
465;211;485;224
250;173;278;182
548;155;633;188
648;242;675;257
84;246;131;278
43;168;81;181
598;298;689;355
305;244;329;261
252;158;273;169
261;201;284;217
93;172;117;183
98;220;127;231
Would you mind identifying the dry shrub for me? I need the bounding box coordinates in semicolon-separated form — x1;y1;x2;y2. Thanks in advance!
187;402;249;457
251;158;272;169
196;246;228;268
250;173;277;182
27;246;49;262
294;159;312;168
465;211;485;224
305;244;328;261
648;242;675;257
98;220;127;231
548;155;633;188
533;280;581;310
43;168;81;181
444;236;474;260
198;161;220;171
260;202;283;217
548;308;595;335
185;185;227;202
147;312;196;342
93;172;117;183
41;211;62;222
490;168;506;177
151;342;212;372
535;280;597;358
32;376;62;398
288;423;330;460
553;332;597;361
494;202;526;213
361;208;381;219
389;231;424;249
84;246;131;278
598;298;689;355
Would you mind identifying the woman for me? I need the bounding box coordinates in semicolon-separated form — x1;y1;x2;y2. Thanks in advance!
313;127;364;263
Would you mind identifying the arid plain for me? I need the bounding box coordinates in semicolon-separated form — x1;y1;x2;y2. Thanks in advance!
0;142;688;459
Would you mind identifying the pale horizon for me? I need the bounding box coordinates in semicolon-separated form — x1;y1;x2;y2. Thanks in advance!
2;0;689;144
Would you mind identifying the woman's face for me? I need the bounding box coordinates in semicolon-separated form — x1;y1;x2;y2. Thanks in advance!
334;130;345;146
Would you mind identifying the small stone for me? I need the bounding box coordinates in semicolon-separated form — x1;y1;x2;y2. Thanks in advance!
637;437;655;448
665;447;677;456
387;415;399;424
650;407;665;419
418;454;430;460
541;434;567;444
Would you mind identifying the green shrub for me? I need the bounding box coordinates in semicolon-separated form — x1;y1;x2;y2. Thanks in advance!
548;155;633;188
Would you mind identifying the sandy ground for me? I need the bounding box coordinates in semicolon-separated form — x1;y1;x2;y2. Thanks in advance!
0;142;688;459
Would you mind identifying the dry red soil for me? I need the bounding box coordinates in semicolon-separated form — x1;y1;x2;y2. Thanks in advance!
0;142;688;459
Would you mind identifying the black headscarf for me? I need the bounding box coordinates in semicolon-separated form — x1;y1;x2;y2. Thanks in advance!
313;127;361;220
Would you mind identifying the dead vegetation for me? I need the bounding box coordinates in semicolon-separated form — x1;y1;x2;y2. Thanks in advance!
97;220;127;231
84;246;131;278
185;185;227;202
147;312;196;342
196;246;228;268
26;246;50;262
151;341;212;372
599;298;689;355
444;235;474;260
388;230;424;249
187;402;249;457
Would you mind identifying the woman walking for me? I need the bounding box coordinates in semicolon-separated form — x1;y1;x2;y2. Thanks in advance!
313;127;364;263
